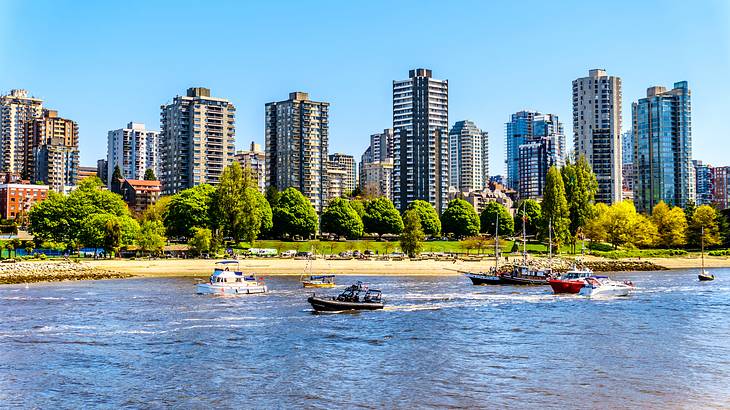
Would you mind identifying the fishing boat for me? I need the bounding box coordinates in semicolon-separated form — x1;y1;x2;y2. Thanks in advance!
307;281;384;312
500;205;555;285
578;276;634;297
301;274;336;288
463;211;504;285
195;260;267;295
698;227;715;281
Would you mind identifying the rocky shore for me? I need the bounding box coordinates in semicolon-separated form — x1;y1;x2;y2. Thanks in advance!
496;257;667;273
0;261;132;284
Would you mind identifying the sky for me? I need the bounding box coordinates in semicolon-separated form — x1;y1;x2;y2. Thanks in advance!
1;0;729;175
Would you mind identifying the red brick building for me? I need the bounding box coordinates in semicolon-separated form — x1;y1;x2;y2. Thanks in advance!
0;183;49;219
119;179;161;214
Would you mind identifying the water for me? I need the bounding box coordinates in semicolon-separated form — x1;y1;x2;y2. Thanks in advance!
1;270;729;409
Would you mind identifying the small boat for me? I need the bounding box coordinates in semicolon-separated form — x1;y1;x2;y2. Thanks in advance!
698;227;715;281
500;265;554;285
195;260;267;295
578;276;634;297
464;212;503;285
308;281;384;312
698;271;715;281
548;265;593;294
302;274;336;288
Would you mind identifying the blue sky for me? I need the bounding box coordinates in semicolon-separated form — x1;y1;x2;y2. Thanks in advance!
1;0;729;174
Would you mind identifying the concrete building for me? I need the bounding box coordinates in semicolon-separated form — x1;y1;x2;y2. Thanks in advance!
78;166;97;181
621;130;635;194
29;110;79;191
573;69;623;204
234;142;265;193
265;92;329;212
449;120;488;192
0;183;49;220
326;166;348;201
505;111;536;190
694;160;713;206
393;68;449;213
632;82;692;213
713;167;730;210
97;159;108;185
118;179;161;215
159;87;236;195
328;153;356;196
107;122;160;188
0;89;43;176
447;186;514;216
360;159;394;199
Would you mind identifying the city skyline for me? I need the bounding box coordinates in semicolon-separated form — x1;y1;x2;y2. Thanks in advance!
1;1;728;175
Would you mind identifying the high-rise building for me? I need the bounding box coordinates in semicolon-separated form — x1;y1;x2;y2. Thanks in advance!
712;166;730;210
29;110;79;191
159;87;236;195
449;120;488;192
393;68;449;213
694;160;713;206
97;158;108;185
505;111;536;190
621;130;635;193
0;89;43;176
234;142;266;193
328;153;356;196
368;129;393;163
265;92;329;212
573;69;623;204
107;122;160;188
632;82;692;213
360;159;394;199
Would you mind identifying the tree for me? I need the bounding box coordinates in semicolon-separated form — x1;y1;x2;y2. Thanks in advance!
188;227;212;256
688;205;720;248
111;165;123;192
265;186;280;208
651;201;687;247
400;209;424;257
362;197;403;237
541;166;570;246
562;155;598;251
138;220;166;255
441;199;480;238
350;199;365;218
514;199;541;236
584;202;609;247
140;196;171;223
213;162;245;240
321;197;364;239
103;217;122;256
405;200;441;236
143;168;157;181
164;184;215;238
602;201;657;249
272;188;318;239
80;213;138;255
479;202;514;236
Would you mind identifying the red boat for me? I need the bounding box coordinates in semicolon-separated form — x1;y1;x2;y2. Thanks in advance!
548;267;593;294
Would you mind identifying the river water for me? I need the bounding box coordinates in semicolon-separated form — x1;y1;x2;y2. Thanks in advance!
1;269;729;409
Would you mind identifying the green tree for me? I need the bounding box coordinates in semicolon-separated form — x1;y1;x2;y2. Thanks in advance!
689;205;720;248
188;227;212;256
164;184;215;238
602;201;658;248
562;155;598;251
480;202;514;236
583;202;609;248
321;197;364;239
143;168;157;180
541;166;570;246
213;162;246;240
350;199;366;218
104;217;122;256
514;199;541;236
405;200;441;236
651;201;688;247
362;197;403;237
140;196;171;223
441;199;480;238
138;220;166;255
272;187;318;239
400;209;424;257
265;186;280;208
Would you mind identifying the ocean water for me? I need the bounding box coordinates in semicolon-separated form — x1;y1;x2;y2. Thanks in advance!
1;270;729;409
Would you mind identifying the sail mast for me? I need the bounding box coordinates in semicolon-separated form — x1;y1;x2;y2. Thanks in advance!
522;201;527;265
701;226;705;272
548;218;552;261
495;211;499;271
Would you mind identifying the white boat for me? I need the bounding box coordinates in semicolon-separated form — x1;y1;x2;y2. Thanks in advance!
195;260;268;295
579;276;635;297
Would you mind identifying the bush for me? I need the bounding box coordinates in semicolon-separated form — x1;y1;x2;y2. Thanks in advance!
591;249;687;259
708;249;730;256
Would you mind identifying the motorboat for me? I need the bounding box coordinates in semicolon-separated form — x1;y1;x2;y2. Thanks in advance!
548;265;594;294
308;281;384;312
195;260;267;295
578;276;635;297
301;274;336;288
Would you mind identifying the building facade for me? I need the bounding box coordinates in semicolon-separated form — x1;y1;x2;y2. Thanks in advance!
573;69;623;204
118;179;161;215
694;160;713;206
0;89;43;176
328;153;356;197
0;183;49;220
359;129;394;197
107;122;160;188
97;159;108;185
265;92;329;212
393;68;449;213
360;159;394;199
505;111;536;190
29;110;79;191
159;87;236;195
234;142;265;193
449;120;488;192
632;82;692;213
621;130;635;194
713;166;730;210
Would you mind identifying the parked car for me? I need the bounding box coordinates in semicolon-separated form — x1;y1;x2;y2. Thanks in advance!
280;250;297;258
295;251;314;260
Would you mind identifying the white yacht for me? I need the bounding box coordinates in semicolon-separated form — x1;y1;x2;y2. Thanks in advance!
579;276;635;298
195;261;268;295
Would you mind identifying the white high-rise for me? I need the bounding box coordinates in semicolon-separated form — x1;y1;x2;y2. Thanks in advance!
0;89;43;176
107;122;160;187
572;69;623;204
449;120;488;192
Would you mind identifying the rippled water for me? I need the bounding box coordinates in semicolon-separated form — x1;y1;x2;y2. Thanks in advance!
1;269;730;408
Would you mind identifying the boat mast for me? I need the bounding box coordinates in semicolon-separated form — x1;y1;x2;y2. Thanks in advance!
701;226;705;272
522;201;527;266
548;218;552;262
495;211;499;271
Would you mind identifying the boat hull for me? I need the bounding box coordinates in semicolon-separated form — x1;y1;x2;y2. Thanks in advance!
196;283;268;295
578;285;632;297
499;275;550;286
548;279;585;294
464;273;502;285
302;282;336;288
307;296;384;312
698;273;714;281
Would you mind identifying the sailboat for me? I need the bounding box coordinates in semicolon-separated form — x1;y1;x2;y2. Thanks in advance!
463;210;503;285
499;202;555;285
300;249;336;288
698;227;715;281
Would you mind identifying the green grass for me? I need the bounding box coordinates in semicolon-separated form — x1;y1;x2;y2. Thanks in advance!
590;248;688;259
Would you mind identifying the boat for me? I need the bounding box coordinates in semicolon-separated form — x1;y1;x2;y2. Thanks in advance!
195;260;267;295
548;265;593;294
578;276;635;297
307;281;384;312
463;211;504;285
500;206;556;285
301;274;336;288
698;227;715;281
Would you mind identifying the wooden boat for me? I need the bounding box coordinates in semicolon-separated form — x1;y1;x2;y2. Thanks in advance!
302;274;336;288
698;227;715;281
308;282;384;312
500;206;555;285
463;212;503;285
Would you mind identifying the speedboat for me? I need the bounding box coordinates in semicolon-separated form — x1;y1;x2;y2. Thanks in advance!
698;271;715;281
308;281;384;312
195;260;267;295
302;274;336;288
463;268;502;285
578;276;635;297
548;265;594;294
